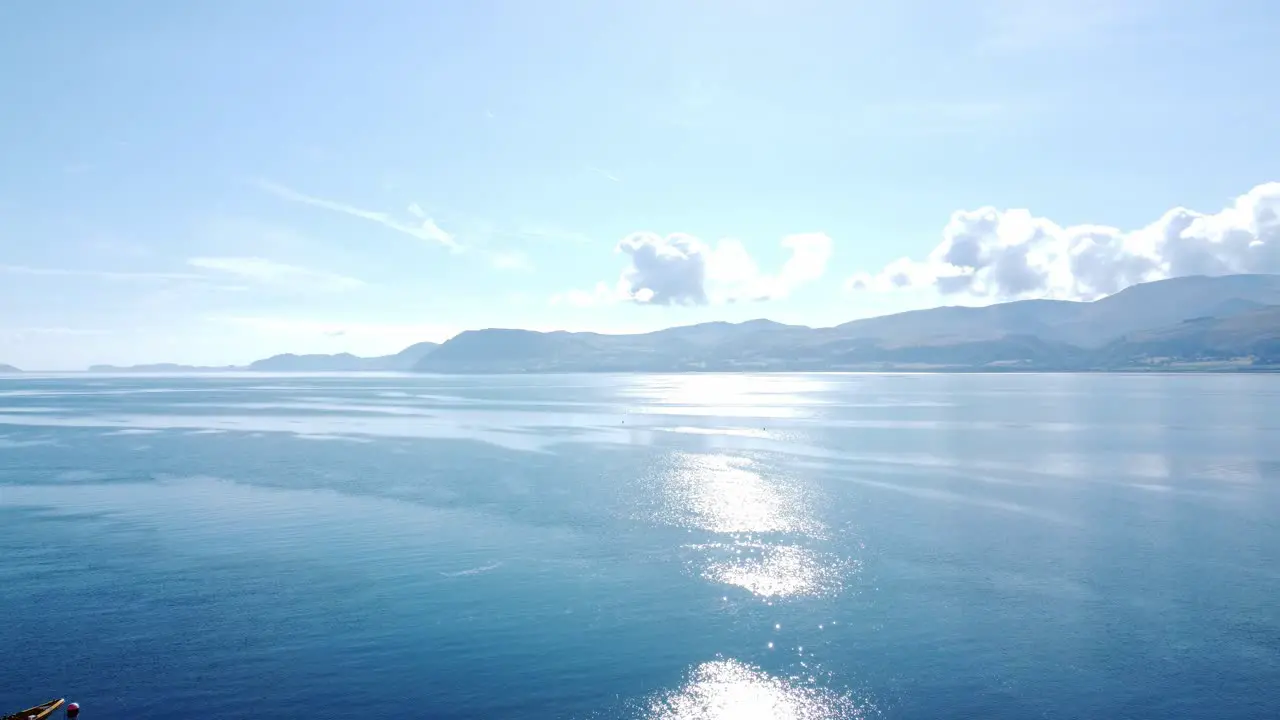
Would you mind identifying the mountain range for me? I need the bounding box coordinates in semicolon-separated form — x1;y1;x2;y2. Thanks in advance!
412;274;1280;373
245;342;440;372
0;364;20;373
85;342;441;373
51;274;1280;374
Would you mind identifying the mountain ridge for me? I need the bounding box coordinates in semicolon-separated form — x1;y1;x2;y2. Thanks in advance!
35;274;1280;374
414;274;1280;373
247;341;439;371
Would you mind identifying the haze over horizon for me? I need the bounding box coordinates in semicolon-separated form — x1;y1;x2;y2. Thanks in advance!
3;1;1279;370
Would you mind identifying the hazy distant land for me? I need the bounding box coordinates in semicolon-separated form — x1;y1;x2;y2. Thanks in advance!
25;274;1280;374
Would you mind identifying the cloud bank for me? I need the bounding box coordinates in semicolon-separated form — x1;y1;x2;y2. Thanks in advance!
555;232;833;307
848;182;1280;301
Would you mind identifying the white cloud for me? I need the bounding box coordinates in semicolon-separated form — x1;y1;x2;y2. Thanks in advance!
847;182;1280;301
187;257;365;292
778;233;834;290
616;233;711;305
555;232;833;307
256;180;459;250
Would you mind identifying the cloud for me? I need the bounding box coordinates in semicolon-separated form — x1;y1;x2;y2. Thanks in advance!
555;232;833;307
187;257;365;292
847;182;1280;301
616;233;711;305
256;180;459;250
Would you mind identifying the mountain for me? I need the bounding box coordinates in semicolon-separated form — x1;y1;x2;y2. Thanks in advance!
823;274;1280;349
414;274;1280;373
376;341;441;369
0;364;20;373
1098;306;1280;367
83;342;441;373
248;342;439;372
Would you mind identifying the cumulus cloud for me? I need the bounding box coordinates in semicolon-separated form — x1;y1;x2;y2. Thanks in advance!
602;231;833;306
616;233;711;305
847;182;1280;301
188;257;364;292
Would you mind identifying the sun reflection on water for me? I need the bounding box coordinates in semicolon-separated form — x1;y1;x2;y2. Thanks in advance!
657;454;817;536
696;543;853;599
644;659;867;720
653;452;857;600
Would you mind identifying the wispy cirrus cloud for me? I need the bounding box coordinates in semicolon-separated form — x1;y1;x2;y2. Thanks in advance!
255;180;460;250
187;257;365;292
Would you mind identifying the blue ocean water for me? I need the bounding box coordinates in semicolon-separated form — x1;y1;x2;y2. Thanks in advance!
1;372;1278;719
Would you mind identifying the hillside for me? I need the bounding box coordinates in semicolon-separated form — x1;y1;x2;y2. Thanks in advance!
248;342;439;372
60;274;1280;374
0;364;20;373
88;363;240;373
822;274;1280;348
415;274;1280;373
1098;306;1280;367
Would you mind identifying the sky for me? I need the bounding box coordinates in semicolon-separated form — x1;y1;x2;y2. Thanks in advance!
2;0;1278;370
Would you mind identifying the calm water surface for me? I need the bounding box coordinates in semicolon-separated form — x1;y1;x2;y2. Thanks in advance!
1;373;1277;719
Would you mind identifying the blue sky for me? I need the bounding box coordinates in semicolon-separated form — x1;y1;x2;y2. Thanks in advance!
2;0;1278;370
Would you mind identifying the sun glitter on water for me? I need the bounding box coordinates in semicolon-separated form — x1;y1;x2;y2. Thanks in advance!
655;454;818;536
644;659;867;720
653;452;857;599
696;543;855;599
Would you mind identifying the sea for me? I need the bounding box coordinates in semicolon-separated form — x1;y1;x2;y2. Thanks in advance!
1;372;1277;719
